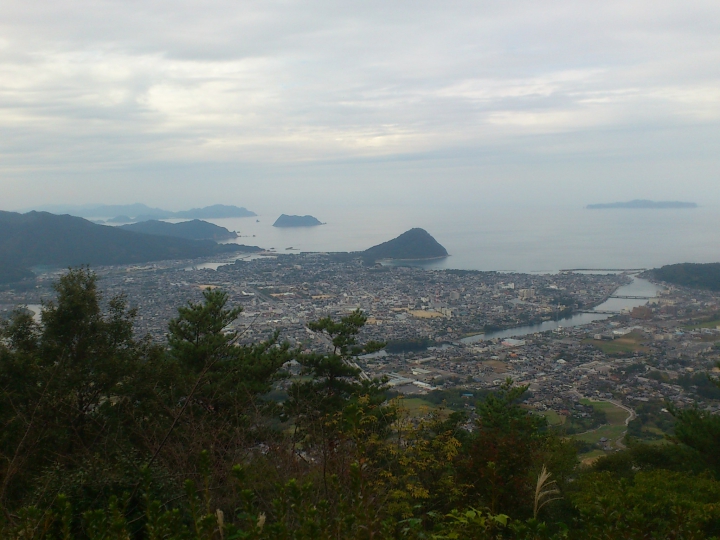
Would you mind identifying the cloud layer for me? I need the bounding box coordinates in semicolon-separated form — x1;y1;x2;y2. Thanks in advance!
2;0;720;208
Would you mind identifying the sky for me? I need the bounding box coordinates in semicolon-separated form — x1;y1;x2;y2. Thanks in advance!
2;0;720;213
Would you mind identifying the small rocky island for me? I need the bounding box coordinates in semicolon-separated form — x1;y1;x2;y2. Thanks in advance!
362;228;448;263
587;199;697;209
273;214;324;227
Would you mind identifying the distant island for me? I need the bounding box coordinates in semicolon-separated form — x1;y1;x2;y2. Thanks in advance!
172;205;256;219
362;228;448;263
0;211;261;284
653;263;720;291
587;199;697;210
31;203;257;221
119;219;238;241
273;214;324;227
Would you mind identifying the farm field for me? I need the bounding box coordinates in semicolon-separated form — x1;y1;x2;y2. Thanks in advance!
573;399;632;450
540;410;566;426
583;331;648;355
399;397;438;417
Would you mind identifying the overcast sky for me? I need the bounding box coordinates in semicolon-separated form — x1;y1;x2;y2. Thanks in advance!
2;0;720;212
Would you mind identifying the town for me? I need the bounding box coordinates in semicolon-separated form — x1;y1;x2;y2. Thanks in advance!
3;252;720;459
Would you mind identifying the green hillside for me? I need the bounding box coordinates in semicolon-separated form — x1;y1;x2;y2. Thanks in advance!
362;227;448;262
654;262;720;291
0;211;258;276
119;219;239;241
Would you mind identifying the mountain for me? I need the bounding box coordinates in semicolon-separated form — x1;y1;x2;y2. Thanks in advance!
273;214;324;227
173;204;256;219
35;203;169;219
29;203;257;220
107;215;133;223
587;200;697;209
0;211;261;276
362;228;448;263
119;219;238;241
0;261;35;285
654;263;720;291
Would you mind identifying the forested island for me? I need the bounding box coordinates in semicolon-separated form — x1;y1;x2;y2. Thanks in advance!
272;214;324;227
587;199;697;209
362;227;448;263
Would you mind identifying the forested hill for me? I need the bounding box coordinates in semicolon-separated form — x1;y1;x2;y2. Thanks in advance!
654;262;720;291
362;228;448;262
0;261;35;284
272;214;323;227
119;219;238;241
0;211;258;280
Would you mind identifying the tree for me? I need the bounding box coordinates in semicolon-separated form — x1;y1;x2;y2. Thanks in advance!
457;380;575;518
167;288;289;413
0;267;155;512
286;309;385;420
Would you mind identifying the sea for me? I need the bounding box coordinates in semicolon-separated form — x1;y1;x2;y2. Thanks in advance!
196;203;720;273
161;204;720;339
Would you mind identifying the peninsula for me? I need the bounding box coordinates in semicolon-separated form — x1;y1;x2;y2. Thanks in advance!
119;219;238;241
586;199;697;209
653;263;720;291
0;211;261;282
273;214;324;227
362;228;448;263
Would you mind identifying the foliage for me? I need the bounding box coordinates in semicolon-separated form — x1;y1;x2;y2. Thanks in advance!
5;268;720;539
655;262;720;291
0;210;249;272
569;470;720;539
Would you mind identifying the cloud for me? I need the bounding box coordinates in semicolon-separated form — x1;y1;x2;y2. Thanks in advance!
1;0;720;207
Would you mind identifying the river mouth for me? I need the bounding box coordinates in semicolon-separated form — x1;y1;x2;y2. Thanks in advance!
460;276;662;343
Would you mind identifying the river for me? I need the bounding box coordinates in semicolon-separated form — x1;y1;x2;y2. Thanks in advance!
460;276;662;343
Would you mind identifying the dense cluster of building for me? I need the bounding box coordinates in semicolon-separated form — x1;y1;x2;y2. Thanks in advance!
3;252;720;451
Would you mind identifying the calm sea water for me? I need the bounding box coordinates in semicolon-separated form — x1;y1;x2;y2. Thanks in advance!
201;204;720;273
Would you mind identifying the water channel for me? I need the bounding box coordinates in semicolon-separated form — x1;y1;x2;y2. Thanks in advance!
460;276;663;344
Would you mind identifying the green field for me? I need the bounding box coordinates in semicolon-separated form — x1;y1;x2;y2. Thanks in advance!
573;399;631;450
683;318;720;330
574;424;628;446
541;410;566;426
579;449;606;465
583;331;648;355
399;397;438;417
580;399;629;424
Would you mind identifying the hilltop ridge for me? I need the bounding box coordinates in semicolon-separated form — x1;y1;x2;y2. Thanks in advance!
0;211;260;283
119;219;238;241
30;203;257;221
